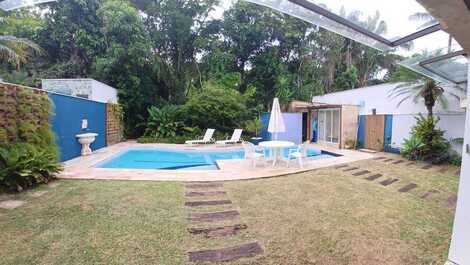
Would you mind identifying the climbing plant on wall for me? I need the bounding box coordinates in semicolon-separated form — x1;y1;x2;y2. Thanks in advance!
0;83;61;192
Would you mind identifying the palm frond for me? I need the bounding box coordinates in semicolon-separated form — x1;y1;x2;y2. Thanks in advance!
0;35;42;53
0;43;22;66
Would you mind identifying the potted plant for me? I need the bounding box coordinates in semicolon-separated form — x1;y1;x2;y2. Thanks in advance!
245;117;263;145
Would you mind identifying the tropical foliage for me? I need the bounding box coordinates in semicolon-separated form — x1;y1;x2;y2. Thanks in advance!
143;105;184;139
390;79;460;118
0;143;61;191
401;115;451;164
0;0;404;137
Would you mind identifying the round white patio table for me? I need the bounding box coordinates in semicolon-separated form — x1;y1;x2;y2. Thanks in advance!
258;140;295;166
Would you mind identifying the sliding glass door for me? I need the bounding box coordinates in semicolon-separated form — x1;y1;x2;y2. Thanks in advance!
317;109;340;144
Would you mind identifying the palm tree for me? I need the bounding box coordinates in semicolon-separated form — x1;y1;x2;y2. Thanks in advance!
389;79;461;118
0;16;41;69
409;12;453;53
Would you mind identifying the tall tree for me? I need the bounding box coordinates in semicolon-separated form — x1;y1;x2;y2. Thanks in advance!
93;0;154;137
134;0;218;104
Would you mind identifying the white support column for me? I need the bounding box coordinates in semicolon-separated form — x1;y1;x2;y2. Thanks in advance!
447;57;470;265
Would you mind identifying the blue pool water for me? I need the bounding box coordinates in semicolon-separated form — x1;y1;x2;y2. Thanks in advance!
97;147;336;170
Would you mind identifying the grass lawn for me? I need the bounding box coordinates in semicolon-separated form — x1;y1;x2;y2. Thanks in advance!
0;155;459;265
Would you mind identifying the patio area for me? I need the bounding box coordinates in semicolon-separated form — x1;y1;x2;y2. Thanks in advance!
58;141;374;182
0;154;459;264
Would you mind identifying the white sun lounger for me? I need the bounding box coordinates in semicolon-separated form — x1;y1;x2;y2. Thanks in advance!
185;129;215;145
216;129;243;145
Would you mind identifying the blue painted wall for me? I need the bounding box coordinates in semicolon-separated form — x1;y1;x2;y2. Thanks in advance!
260;112;303;144
357;115;366;149
49;93;107;161
384;115;400;153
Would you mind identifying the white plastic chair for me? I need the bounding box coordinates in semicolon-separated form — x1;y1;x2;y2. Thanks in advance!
216;129;243;145
242;141;266;168
185;129;215;145
287;144;307;168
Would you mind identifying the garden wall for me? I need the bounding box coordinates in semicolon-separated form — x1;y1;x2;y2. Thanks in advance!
49;93;107;161
0;82;114;162
106;103;123;146
260;112;302;144
0;82;51;146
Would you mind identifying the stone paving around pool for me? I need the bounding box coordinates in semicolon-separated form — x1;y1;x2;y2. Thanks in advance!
58;141;373;182
184;182;263;263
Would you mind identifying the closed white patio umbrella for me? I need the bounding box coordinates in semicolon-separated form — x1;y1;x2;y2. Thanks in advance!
268;98;285;140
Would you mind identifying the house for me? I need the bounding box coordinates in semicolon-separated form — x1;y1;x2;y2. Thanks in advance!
42;79;118;104
308;82;466;152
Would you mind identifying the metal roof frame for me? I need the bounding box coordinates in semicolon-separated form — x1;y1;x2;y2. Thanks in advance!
287;0;442;48
418;50;468;84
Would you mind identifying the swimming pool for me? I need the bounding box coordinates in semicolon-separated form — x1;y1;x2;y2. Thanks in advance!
97;147;337;170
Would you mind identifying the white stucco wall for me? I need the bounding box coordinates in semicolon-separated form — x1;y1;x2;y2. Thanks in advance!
42;79;118;103
312;82;465;115
91;80;118;103
312;82;466;151
448;58;470;265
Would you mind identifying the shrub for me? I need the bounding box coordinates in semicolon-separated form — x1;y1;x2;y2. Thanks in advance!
143;105;184;139
401;115;451;164
181;81;249;133
0;143;61;192
401;135;425;161
244;117;262;137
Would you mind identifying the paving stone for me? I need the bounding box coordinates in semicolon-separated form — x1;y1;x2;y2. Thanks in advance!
185;191;227;197
352;170;370;176
405;161;416;166
379;178;399;186
421;190;439;200
47;182;60;188
383;158;394;163
398;183;418;193
188;224;248;238
334;164;349;169
185;200;232;207
343;167;359;172
30;191;48;198
372;157;386;160
392;160;405;165
421;164;433;170
188;242;263;262
0;200;25;209
189;210;239;222
447;194;458;209
365;174;383;181
186;183;224;189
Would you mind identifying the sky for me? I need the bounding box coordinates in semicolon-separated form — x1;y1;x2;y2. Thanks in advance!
210;0;459;57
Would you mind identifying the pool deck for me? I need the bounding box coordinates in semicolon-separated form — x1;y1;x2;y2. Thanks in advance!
59;141;374;182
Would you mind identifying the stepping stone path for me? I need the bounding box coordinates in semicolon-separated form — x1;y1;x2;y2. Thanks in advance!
380;178;399;186
344;167;360;172
383;158;394;163
392;160;404;165
188;224;248;238
185;200;232;207
30;191;48;198
186;191;227;197
352;170;370;176
421;190;439;200
186;183;224;189
334;164;349;169
398;183;418;193
0;200;25;210
421;164;433;170
447;194;458;209
405;161;416;166
188;242;263;263
184;182;263;263
365;174;383;181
